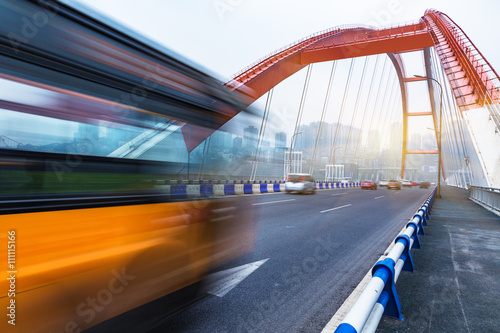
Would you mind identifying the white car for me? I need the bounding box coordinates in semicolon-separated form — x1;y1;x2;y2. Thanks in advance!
285;173;316;194
402;179;412;187
379;179;388;187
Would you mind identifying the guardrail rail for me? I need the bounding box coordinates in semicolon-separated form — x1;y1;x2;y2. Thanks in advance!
469;185;500;216
335;188;437;333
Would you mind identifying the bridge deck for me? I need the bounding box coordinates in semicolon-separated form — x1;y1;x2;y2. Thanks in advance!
377;185;500;332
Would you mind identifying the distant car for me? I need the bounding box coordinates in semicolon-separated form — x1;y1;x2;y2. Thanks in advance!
379;179;388;187
285;173;316;194
411;181;418;186
387;179;401;190
402;179;412;187
419;181;431;188
361;180;377;190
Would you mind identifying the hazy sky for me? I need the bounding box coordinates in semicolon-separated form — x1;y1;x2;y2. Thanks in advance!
74;0;500;144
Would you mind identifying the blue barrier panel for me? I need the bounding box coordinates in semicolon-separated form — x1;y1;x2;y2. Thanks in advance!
320;183;324;189
260;184;267;193
325;183;330;189
273;183;280;192
224;184;235;196
336;183;340;188
330;183;335;188
244;184;253;194
171;184;187;199
200;184;213;197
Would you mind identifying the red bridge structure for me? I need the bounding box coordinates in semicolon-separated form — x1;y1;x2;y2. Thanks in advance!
226;9;500;186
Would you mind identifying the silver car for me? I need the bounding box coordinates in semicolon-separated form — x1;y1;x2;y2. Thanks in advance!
379;179;388;187
285;173;316;194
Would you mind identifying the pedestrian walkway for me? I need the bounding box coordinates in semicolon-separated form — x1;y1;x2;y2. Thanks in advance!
377;185;500;332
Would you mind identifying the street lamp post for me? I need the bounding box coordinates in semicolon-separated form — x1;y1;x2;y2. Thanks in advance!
333;146;343;180
289;131;302;174
414;75;442;198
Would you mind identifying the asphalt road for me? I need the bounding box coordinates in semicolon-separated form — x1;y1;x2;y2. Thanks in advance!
149;186;434;333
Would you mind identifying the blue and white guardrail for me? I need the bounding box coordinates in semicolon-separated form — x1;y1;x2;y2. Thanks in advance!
157;180;361;198
334;188;436;333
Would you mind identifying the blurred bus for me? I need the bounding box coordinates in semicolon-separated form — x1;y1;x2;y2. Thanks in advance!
0;1;255;332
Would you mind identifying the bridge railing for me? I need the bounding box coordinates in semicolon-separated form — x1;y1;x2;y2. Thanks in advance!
469;185;500;216
335;188;437;333
154;180;361;198
228;19;423;84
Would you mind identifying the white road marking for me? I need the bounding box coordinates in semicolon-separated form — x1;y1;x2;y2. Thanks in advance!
320;204;352;213
253;199;295;206
206;259;269;297
331;193;347;196
374;195;385;200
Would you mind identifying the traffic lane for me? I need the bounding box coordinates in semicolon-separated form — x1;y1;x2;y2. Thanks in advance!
153;187;433;332
151;187;433;332
249;188;434;332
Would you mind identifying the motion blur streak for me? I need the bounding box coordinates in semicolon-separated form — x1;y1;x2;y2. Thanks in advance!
0;0;256;332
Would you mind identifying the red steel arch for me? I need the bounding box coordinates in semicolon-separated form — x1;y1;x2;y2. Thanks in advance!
227;9;500;178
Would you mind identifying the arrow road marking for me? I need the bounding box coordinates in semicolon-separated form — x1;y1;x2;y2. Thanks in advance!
205;259;269;297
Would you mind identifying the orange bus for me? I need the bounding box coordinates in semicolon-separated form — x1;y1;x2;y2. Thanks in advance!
0;1;255;331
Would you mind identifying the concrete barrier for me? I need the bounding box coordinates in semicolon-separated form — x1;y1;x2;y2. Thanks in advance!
200;184;212;197
224;184;235;196
186;184;200;198
213;184;225;196
171;184;187;199
244;184;253;194
235;184;244;195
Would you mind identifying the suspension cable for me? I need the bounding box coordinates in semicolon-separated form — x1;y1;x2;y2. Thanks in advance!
310;61;337;175
328;58;356;167
360;56;389;165
434;49;473;185
353;55;381;166
431;49;467;186
343;57;369;164
290;64;313;173
197;135;211;180
250;88;274;181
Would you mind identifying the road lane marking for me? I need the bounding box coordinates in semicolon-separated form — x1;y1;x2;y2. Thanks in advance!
331;193;347;196
206;259;269;297
320;204;352;213
374;195;385;200
253;199;295;206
